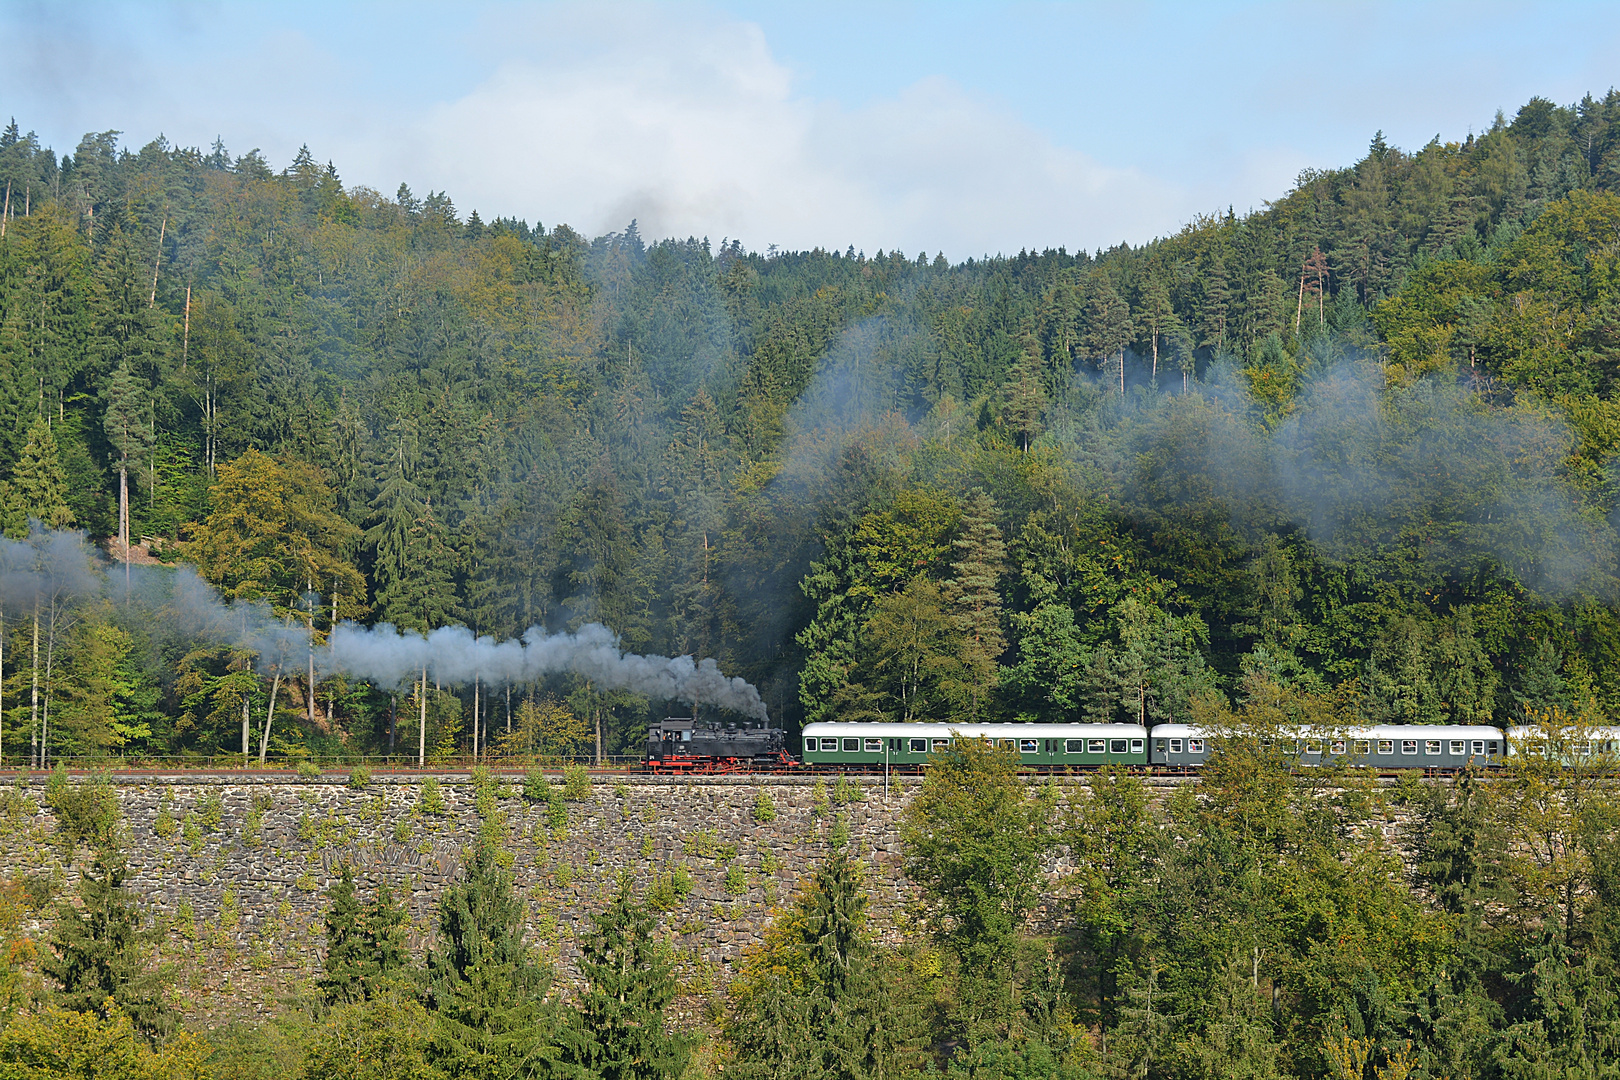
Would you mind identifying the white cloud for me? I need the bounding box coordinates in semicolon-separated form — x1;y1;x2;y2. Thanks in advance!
389;6;1191;257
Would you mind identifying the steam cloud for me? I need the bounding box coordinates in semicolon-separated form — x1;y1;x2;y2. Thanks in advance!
0;529;768;721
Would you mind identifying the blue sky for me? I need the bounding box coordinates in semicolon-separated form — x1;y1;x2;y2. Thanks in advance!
2;1;1616;257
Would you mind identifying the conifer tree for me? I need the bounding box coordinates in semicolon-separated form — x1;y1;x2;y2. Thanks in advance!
942;489;1007;720
44;846;171;1034
427;836;562;1075
567;880;693;1080
318;866;367;1005
0;416;74;538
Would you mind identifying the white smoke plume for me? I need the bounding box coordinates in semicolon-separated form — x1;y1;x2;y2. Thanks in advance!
324;622;768;720
0;525;769;721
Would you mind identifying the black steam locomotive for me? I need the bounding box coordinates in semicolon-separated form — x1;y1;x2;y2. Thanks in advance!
645;717;792;774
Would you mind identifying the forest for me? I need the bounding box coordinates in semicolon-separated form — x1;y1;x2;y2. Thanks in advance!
2;82;1620;1080
4;94;1620;758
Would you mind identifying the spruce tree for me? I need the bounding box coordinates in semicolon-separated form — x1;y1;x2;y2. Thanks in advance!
567;880;693;1080
44;847;171;1034
427;835;562;1075
317;866;367;1005
1;416;74;537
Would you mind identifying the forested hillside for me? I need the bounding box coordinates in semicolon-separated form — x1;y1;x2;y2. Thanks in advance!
4;91;1620;759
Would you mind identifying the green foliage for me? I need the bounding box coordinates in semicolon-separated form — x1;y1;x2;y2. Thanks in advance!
832;774;860;805
45;771;121;853
418;777;446;816
546;787;568;830
723;862;747;897
296;761;321;780
562;764;592;800
43;848;173;1034
522;769;547;802
646;865;693;913
564;881;694;1080
752;787;776;823
829;813;850;850
318;865;411;1006
426;835;563;1074
347;765;372;790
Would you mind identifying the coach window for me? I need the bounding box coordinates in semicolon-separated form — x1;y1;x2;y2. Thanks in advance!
1065;739;1085;754
1019;739;1038;753
1449;740;1465;755
1377;740;1394;755
804;739;817;754
1470;740;1484;755
842;738;860;753
1576;743;1593;756
1488;741;1499;755
864;738;882;753
908;738;927;753
1401;740;1418;755
1355;740;1372;755
1169;738;1184;753
1305;741;1323;755
1109;739;1128;754
1154;739;1167;754
1425;741;1441;755
822;738;840;752
1131;739;1144;754
1188;739;1205;754
1088;739;1106;754
1331;740;1347;755
932;739;951;752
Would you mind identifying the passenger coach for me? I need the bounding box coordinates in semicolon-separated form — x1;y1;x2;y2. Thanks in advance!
799;722;1149;768
1150;724;1503;769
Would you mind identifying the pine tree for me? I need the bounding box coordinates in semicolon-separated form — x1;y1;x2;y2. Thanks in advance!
567;880;693;1080
942;490;1007;720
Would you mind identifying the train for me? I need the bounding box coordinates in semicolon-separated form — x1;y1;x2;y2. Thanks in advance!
649;717;1620;773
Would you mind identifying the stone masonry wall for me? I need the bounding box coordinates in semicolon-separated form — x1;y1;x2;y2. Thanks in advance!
0;773;942;1023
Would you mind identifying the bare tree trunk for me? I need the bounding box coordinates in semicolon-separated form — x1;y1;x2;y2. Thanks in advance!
505;684;511;733
472;677;480;761
180;287;190;374
148;214;166;307
259;667;282;765
1;182;9;239
1151;333;1158;383
41;613;56;770
118;462;129;561
242;690;250;766
307;585;317;728
418;667;427;768
30;605;38;769
388;694;396;754
595;707;602;766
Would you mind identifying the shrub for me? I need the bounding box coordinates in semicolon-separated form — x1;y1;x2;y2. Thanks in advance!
811;778;828;819
833;775;860;805
563;764;591;800
296;761;321;780
523;769;548;802
197;790;224;832
393;818;412;844
753;786;777;823
723;862;747;897
419;777;446;815
470;764;493;790
46;770;121;851
647;864;694;912
546;787;568;831
347;765;372;790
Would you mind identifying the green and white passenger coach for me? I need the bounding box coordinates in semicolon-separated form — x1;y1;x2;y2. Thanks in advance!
798;722;1149;769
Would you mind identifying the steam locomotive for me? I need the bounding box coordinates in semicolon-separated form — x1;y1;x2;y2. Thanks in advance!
645;717;793;773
